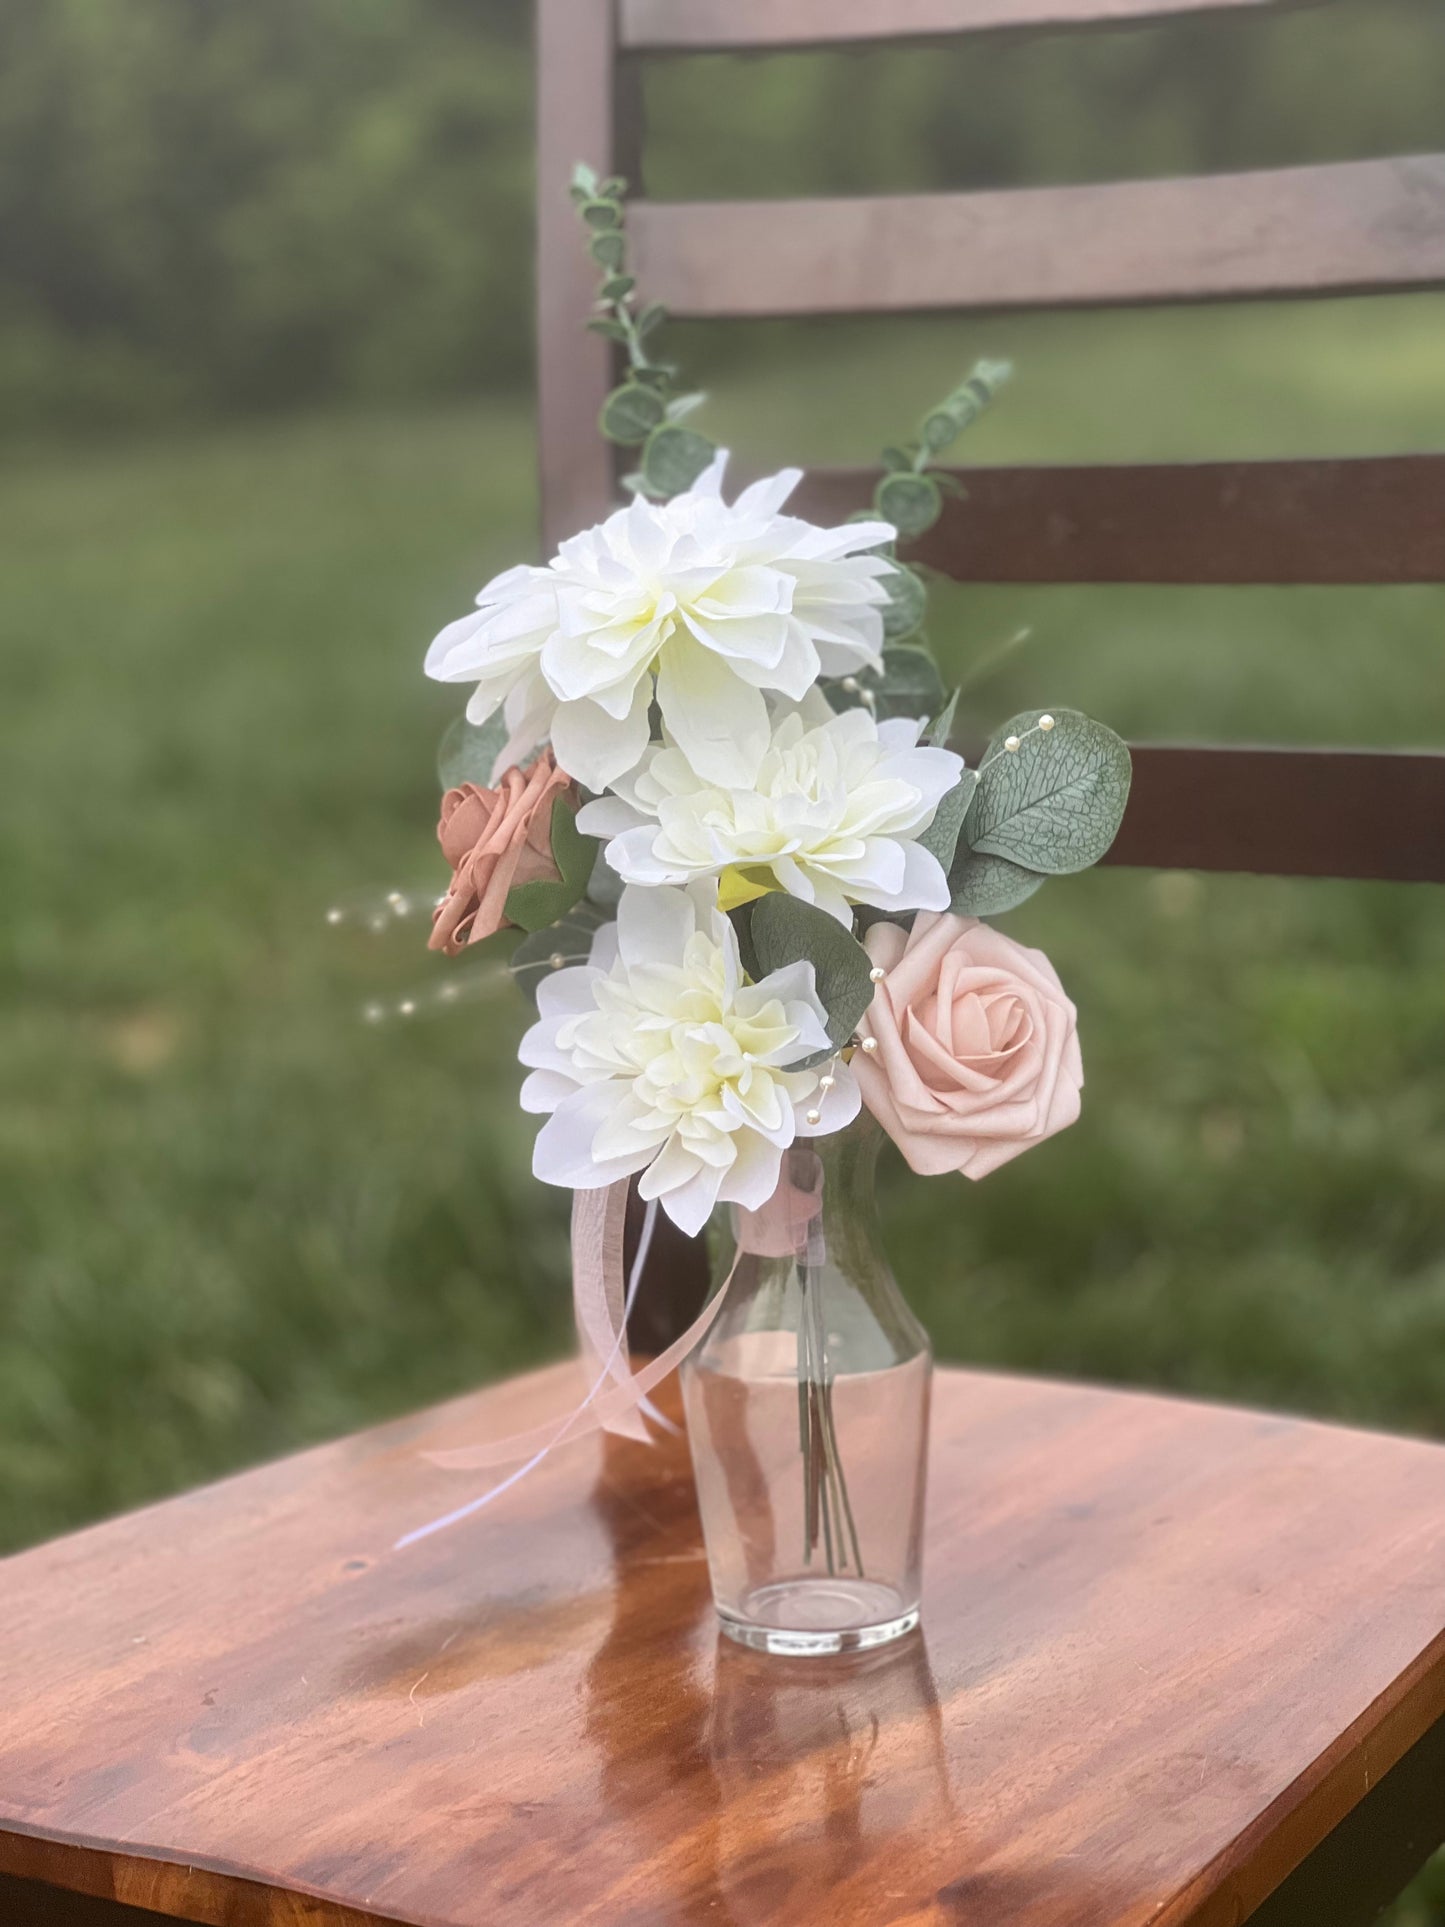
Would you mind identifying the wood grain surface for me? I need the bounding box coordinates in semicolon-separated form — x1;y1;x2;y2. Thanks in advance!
787;456;1445;586
6;1367;1445;1926
620;0;1316;51
628;157;1445;316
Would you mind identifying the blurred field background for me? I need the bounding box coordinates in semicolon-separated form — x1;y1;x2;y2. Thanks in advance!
3;3;1445;1906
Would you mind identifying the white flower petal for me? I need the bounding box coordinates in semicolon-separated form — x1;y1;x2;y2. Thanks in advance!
655;642;771;787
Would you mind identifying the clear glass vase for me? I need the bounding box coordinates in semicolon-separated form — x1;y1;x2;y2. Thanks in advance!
681;1111;932;1656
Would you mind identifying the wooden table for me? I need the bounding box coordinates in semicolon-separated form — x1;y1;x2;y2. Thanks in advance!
5;1366;1445;1927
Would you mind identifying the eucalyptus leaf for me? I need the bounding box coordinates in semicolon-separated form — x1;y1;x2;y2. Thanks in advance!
504;797;600;933
916;771;977;872
665;391;708;423
635;301;667;338
729;901;762;986
570;161;599;201
751;894;875;1058
876;471;943;541
881;564;928;642
875;645;946;721
580;198;622;231
600;274;636;301
437;711;507;791
586;317;629;344
921;410;959;453
880;445;913;473
589;232;626;271
926;688;960;749
599;382;664;444
642;424;715;497
510;902;607;1009
947;847;1046;917
965;708;1132;875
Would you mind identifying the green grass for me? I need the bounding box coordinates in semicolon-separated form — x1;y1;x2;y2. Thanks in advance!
3;299;1445;1918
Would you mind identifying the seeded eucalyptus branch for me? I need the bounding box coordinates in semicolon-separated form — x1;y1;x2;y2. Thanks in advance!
570;162;716;499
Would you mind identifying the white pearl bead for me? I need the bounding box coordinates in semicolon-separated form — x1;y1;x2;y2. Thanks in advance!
819;1074;835;1091
860;1036;878;1054
1004;734;1021;753
1039;714;1055;731
549;953;566;970
869;966;886;983
805;1108;821;1126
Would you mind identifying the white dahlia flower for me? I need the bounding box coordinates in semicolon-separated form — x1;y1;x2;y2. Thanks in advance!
518;882;860;1235
577;699;965;927
424;453;895;791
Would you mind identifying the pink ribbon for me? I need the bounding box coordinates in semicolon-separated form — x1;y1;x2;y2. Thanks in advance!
393;1178;741;1547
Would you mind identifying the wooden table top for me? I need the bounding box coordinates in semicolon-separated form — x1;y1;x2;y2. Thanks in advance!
5;1364;1445;1927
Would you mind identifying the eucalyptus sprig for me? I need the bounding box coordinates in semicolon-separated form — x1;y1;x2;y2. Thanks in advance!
569;162;716;499
875;357;1011;543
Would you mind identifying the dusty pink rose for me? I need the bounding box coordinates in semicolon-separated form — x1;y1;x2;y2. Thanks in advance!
429;751;575;956
853;912;1083;1179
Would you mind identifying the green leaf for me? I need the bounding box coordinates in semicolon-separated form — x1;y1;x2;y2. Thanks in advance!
728;901;762;986
926;688;960;749
634;301;667;338
642;424;715;497
510;902;607;1009
504;797;600;933
600;274;636;302
750;894;875;1060
880;564;928;642
570;161;599;201
965;708;1132;875
586;317;630;344
589;232;626;271
921;409;959;453
580;198;622;231
876;471;943;541
599;382;665;444
880;445;913;474
875;645;946;721
597;175;628;200
947;847;1046;917
916;771;978;872
437;711;507;791
665;391;708;424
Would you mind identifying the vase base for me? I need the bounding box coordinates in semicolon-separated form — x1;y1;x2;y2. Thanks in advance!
718;1578;919;1657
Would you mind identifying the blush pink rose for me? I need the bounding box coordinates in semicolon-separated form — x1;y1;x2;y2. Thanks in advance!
853;912;1083;1179
429;751;575;956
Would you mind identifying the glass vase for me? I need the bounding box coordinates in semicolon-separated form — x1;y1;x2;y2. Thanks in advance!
681;1111;932;1656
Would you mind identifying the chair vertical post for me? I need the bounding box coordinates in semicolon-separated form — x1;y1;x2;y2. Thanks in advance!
535;0;621;552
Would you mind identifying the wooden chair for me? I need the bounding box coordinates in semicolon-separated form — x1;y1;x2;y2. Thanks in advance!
4;6;1445;1923
538;0;1445;1345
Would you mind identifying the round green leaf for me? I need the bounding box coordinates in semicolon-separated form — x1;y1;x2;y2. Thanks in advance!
874;645;945;722
947;848;1046;917
750;893;875;1060
580;198;622;231
881;564;928;642
965;708;1133;875
921;410;959;453
599;383;665;445
642;424;715;498
437;711;507;791
589;232;626;271
876;472;943;541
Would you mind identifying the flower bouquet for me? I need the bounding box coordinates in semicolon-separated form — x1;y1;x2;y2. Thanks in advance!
408;168;1131;1653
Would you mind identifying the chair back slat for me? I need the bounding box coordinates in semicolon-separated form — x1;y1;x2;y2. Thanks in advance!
788;456;1445;585
1103;748;1445;882
630;159;1445;318
620;0;1310;52
536;0;622;548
